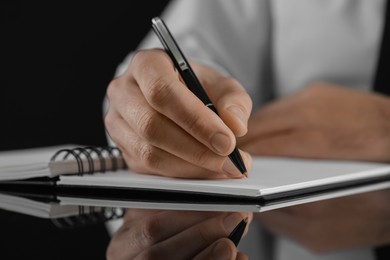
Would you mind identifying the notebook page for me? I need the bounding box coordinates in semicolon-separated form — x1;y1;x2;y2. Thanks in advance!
0;145;126;181
58;156;390;197
0;145;68;180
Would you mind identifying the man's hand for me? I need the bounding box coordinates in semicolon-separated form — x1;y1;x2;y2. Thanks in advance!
238;82;390;252
238;82;390;162
106;209;252;260
105;49;252;179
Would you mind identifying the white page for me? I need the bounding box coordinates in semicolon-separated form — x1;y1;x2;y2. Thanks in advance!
0;146;63;169
58;156;390;197
0;145;69;180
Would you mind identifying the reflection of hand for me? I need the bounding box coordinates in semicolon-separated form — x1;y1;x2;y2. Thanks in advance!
237;82;390;252
256;189;390;253
105;49;252;179
238;82;390;162
106;209;252;260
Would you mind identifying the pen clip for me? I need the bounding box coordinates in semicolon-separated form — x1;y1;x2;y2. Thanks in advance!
151;17;189;72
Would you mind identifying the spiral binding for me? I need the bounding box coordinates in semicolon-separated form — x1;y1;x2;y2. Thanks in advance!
50;146;126;176
51;207;125;229
49;146;126;228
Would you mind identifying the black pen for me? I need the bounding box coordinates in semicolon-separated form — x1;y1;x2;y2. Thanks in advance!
228;217;248;247
151;17;247;177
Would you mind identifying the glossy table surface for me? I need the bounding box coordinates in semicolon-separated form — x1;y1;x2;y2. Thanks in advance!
2;192;390;260
0;188;225;260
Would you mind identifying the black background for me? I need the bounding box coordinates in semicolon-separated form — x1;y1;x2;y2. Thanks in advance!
0;1;171;259
1;1;390;260
1;1;171;151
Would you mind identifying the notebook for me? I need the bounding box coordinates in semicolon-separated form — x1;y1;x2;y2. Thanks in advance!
56;181;390;212
1;145;390;212
0;145;126;182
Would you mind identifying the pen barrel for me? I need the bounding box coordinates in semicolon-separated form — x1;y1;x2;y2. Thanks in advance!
152;17;247;176
180;68;247;174
228;147;247;174
180;68;216;112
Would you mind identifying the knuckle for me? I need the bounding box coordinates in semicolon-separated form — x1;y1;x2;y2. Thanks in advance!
104;112;113;131
106;78;121;100
146;76;174;108
136;109;160;140
131;49;168;71
139;143;160;170
104;112;116;134
131;50;150;67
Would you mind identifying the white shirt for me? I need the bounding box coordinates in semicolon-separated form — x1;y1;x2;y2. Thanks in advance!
111;0;385;259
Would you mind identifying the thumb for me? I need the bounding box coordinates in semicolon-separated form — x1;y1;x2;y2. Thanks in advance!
213;76;252;137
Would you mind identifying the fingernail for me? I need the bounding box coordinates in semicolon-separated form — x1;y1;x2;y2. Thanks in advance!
222;159;241;177
224;213;243;234
227;106;246;128
212;241;232;260
211;133;231;154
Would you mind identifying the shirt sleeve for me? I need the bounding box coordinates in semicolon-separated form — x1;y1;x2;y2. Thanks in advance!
114;0;273;108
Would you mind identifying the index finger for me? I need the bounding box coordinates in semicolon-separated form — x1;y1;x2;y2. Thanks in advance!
129;49;236;156
192;63;252;137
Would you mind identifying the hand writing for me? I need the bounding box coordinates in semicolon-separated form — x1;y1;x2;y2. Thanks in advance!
238;82;390;162
105;49;252;179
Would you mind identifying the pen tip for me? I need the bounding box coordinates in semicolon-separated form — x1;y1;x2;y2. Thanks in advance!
243;217;249;223
242;172;248;178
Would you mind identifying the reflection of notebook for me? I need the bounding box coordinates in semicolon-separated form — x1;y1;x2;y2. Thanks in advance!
1;145;390;212
0;191;98;219
0;189;125;229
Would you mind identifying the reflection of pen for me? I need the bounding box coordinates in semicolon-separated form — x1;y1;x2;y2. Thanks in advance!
228;217;248;246
151;16;247;177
